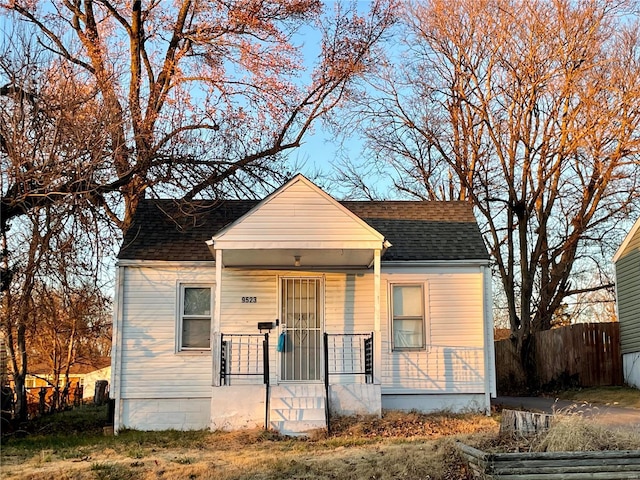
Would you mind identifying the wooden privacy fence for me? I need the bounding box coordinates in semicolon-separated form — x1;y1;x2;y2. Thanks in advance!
495;322;623;394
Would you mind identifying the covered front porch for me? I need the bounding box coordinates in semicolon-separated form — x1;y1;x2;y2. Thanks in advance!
206;175;388;434
210;329;378;434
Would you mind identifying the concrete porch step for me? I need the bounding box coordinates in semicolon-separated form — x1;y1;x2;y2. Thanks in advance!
269;384;327;436
270;407;326;422
271;384;325;397
270;419;326;436
270;395;325;410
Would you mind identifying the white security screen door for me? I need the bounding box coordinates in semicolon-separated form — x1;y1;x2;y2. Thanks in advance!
280;277;323;381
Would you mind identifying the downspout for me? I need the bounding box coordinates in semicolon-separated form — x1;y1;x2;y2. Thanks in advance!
208;245;224;432
111;264;125;434
482;265;495;415
212;248;223;388
373;248;382;391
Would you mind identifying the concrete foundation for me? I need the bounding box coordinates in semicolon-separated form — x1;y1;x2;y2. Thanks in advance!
329;384;381;416
210;385;266;431
623;352;640;389
120;397;211;431
381;393;486;413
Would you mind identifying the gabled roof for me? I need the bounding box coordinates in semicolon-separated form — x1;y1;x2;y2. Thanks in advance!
119;199;256;262
118;196;489;263
343;201;488;261
210;174;385;251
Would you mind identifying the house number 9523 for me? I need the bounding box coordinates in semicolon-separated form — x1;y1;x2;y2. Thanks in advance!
242;296;257;303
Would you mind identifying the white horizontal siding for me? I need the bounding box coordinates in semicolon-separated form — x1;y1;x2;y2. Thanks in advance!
325;272;375;333
214;178;382;246
119;265;215;399
615;239;640;353
381;271;486;393
219;269;280;385
117;263;489;403
219;267;488;393
220;269;375;332
325;272;375;385
219;269;376;385
220;270;278;331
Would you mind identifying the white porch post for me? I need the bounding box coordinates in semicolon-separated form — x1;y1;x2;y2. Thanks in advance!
373;248;382;385
212;249;223;387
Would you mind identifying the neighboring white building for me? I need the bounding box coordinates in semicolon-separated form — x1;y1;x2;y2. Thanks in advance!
111;174;495;434
613;217;640;389
24;358;111;399
81;366;111;400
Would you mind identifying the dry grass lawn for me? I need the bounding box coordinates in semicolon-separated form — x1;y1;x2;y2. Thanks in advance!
2;411;498;480
552;386;640;409
4;406;640;479
483;413;640;454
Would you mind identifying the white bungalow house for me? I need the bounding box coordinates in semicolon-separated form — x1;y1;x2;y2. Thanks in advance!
613;217;640;389
110;174;495;434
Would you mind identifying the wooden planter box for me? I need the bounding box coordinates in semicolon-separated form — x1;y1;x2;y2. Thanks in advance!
457;442;640;480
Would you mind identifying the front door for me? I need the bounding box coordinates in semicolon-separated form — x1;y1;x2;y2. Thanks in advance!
280;277;323;381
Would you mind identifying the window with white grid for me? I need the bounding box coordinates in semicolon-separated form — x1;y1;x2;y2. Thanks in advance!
390;283;426;350
178;285;212;351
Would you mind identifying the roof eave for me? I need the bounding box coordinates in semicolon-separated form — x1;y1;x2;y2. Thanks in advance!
613;216;640;263
116;259;215;267
381;259;491;267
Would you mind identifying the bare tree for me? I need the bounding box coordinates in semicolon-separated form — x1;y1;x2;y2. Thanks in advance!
29;280;111;410
0;1;395;419
336;0;640;383
2;0;396;234
1;195;109;419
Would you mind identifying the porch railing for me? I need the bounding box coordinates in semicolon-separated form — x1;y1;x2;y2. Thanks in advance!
219;333;269;385
219;333;270;429
323;332;374;432
323;332;374;384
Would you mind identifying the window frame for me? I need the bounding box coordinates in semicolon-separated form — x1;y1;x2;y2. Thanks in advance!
389;282;428;351
177;283;213;353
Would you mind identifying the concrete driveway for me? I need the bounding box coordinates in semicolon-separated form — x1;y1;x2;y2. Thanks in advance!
493;396;640;429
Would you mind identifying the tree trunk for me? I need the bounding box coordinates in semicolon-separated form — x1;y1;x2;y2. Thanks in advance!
13;375;27;423
516;332;539;394
11;322;28;422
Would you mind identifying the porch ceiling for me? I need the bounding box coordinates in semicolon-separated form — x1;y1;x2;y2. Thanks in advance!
216;248;377;268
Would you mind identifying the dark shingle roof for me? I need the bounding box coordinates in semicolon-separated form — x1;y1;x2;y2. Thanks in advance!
117;199;489;262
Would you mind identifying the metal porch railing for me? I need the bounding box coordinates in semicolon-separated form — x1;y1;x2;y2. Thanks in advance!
323;332;374;432
219;333;270;428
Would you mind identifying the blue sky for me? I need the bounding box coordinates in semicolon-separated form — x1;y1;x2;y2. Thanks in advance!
283;1;382;197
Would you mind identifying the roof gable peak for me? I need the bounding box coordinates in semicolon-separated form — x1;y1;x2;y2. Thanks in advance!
210;174;385;247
